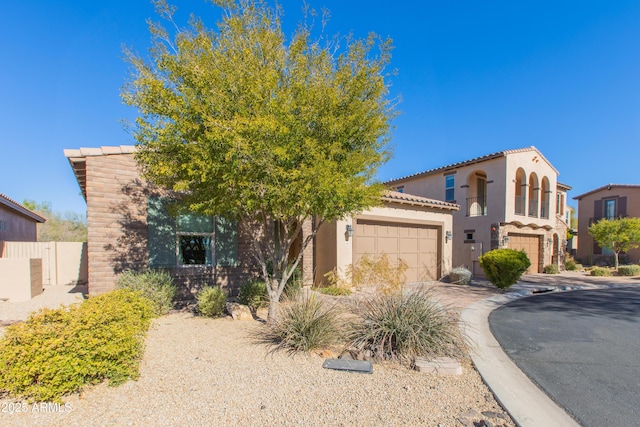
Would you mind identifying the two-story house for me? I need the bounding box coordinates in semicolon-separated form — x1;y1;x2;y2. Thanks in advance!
573;184;640;265
387;147;571;275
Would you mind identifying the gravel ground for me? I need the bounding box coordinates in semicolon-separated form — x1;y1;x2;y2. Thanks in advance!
0;282;514;427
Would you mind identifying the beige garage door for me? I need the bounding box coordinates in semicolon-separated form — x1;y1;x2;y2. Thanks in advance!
508;234;540;274
354;220;441;283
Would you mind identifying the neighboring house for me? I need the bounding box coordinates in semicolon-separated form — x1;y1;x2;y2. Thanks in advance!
65;146;457;297
0;193;46;244
573;184;640;265
386;147;572;275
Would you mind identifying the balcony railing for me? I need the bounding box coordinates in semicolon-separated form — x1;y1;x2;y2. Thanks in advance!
467;197;487;217
528;200;539;218
515;196;526;215
540;201;550;219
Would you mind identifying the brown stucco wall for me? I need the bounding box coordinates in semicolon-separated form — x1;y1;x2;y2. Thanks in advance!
575;186;640;265
0;205;39;242
84;153;259;298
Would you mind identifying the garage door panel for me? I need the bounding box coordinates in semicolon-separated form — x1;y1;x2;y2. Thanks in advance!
399;237;418;253
509;234;540;274
355;220;441;283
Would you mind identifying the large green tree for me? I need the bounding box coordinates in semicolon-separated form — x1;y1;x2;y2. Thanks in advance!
122;0;396;319
588;217;640;269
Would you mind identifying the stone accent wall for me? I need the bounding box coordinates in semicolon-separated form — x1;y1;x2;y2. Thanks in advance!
301;219;314;286
84;153;259;297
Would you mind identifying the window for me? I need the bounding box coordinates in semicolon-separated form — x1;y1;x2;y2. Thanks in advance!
395;186;404;193
445;175;455;202
147;197;238;268
604;199;616;220
466;233;474;241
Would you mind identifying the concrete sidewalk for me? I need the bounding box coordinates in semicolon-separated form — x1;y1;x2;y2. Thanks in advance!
461;271;639;427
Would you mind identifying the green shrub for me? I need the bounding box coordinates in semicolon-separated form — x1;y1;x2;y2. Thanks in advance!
347;290;465;365
116;269;176;315
449;266;472;285
590;267;612;276
314;285;352;296
479;249;531;289
197;286;227;317
0;289;155;403
259;296;343;354
238;280;269;309
565;256;578;271
283;267;304;299
617;265;640;276
543;264;559;274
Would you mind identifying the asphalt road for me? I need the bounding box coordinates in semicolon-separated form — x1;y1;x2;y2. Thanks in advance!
489;286;640;427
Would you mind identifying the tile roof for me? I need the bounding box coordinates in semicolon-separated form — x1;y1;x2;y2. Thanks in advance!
382;190;460;211
0;193;47;223
386;146;558;184
573;184;640;200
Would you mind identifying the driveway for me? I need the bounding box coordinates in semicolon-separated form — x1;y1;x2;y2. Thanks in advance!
489;285;640;427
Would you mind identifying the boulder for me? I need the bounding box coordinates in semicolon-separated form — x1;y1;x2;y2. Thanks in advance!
414;356;463;375
226;303;253;321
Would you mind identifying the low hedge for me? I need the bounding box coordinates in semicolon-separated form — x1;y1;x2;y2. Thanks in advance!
479;249;531;289
617;265;640;276
590;267;612;276
0;289;156;402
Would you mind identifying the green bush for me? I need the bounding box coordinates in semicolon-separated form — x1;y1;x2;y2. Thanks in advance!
0;289;155;403
565;256;578;271
197;286;227;317
259;296;343;354
347;290;465;365
543;264;559;274
590;267;612;276
116;269;176;315
449;266;472;285
479;249;531;289
238;280;269;309
314;285;352;296
617;265;640;276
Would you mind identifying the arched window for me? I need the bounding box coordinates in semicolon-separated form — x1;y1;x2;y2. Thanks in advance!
528;173;539;217
514;168;526;215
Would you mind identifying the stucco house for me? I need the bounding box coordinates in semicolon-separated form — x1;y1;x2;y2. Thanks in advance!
573;184;640;265
0;193;46;244
386;147;572;275
64;146;457;297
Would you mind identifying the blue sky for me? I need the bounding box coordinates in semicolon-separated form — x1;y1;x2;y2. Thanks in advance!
2;1;640;216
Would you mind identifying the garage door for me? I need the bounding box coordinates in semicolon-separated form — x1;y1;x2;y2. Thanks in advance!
354;220;441;283
508;234;540;274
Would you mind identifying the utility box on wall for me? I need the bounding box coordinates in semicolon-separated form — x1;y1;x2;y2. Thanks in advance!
0;258;43;301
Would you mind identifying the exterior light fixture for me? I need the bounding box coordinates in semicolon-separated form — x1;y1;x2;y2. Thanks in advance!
502;236;510;245
548;238;553;247
346;224;354;238
445;231;453;243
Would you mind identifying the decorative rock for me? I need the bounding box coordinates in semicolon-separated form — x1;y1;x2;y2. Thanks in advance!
225;303;253;320
414;357;463;375
474;420;494;427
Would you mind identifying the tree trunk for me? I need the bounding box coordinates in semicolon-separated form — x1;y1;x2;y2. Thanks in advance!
267;298;279;321
614;251;620;270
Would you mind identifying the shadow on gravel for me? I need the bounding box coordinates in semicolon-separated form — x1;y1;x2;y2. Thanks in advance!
501;287;640;321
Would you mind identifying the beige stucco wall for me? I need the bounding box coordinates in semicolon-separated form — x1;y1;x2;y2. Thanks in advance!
388;150;568;272
314;202;454;285
0;258;43;301
575;186;640;265
0;205;39;242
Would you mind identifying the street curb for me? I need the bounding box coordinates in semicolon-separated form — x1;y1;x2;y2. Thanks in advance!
460;286;581;427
